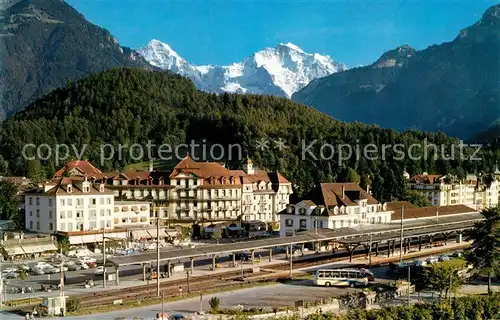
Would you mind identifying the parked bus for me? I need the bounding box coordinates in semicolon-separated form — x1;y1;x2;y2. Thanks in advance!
313;269;369;288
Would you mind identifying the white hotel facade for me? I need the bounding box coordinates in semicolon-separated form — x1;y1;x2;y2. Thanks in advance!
25;178;115;233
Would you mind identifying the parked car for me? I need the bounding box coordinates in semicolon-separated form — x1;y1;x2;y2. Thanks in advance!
439;255;451;262
359;268;375;281
235;252;251;261
5;271;19;279
42;265;58;274
2;268;17;274
31;267;45;275
94;266;107;275
169;314;186;320
426;256;439;264
80;256;97;264
75;260;90;269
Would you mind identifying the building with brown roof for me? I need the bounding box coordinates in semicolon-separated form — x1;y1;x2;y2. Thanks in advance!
52;155;292;224
169;155;292;223
279;183;392;237
408;172;498;209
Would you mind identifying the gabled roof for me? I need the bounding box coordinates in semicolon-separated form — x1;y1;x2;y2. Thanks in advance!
315;183;378;207
54;160;102;178
170;154;290;187
26;177;113;196
409;174;444;184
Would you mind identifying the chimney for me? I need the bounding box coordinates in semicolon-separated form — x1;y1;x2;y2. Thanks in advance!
366;184;370;195
341;185;345;198
148;160;154;172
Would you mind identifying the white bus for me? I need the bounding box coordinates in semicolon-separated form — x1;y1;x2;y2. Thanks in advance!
313;269;369;288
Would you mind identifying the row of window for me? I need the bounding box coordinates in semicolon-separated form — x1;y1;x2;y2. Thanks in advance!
59;220;112;231
284;216;388;228
28;197;112;206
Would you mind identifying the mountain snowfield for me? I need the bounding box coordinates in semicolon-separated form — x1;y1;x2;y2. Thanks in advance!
137;40;347;98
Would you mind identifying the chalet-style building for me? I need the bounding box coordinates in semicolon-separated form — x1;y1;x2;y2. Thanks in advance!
279;183;392;237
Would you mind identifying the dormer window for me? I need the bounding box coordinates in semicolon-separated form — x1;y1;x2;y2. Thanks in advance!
286;206;293;214
82;182;90;193
221;177;226;184
67;184;72;193
298;208;306;215
99;184;105;193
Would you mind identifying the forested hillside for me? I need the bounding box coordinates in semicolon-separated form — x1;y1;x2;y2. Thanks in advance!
0;0;152;118
1;68;497;201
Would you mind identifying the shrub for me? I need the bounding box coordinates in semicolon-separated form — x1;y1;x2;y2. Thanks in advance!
66;296;81;313
209;296;220;312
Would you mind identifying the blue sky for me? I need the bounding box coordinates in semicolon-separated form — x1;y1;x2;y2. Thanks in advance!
66;0;497;67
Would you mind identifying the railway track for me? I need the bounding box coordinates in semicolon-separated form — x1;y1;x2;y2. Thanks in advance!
15;242;468;312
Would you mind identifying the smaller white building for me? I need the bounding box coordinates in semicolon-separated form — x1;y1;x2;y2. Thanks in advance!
279;183;393;237
113;201;151;227
24;178;115;233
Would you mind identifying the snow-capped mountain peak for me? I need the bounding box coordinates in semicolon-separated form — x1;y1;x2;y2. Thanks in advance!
279;42;306;53
137;40;347;98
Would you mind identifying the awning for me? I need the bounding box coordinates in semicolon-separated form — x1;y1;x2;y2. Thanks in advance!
1;241;57;256
22;242;57;254
2;245;25;256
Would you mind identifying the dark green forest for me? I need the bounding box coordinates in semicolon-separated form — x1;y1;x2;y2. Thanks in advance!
0;68;498;201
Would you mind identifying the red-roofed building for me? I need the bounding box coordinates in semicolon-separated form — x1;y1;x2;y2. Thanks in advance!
53;160;102;178
49;155;292;224
169;154;292;222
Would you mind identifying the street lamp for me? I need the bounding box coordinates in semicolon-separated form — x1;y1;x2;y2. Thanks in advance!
186;270;191;293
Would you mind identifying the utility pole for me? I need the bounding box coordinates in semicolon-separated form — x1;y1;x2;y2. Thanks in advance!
368;233;372;268
449;269;453;304
186;270;191;293
289;242;293;279
240;258;244;280
103;227;106;289
407;265;411;307
400;206;404;264
0;255;3;307
157;215;161;297
162;293;165;317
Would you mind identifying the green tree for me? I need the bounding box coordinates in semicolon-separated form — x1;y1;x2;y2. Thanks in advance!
57;235;70;254
345;168;360;184
17;266;28;280
0;181;21;228
209;296;220;312
466;206;500;294
423;263;464;300
211;230;222;244
178;226;192;241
